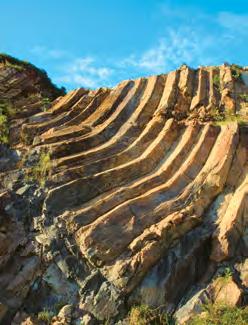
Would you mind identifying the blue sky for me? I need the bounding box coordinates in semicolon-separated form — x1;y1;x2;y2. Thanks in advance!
1;0;248;90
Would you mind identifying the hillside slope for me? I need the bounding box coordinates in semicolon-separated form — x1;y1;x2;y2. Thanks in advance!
0;57;247;324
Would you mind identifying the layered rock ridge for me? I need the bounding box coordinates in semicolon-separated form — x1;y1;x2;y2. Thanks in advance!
0;58;248;324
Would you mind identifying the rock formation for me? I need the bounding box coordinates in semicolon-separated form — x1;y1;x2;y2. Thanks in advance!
0;55;247;324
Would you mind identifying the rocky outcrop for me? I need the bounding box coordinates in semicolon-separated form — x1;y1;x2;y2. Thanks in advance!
0;58;248;324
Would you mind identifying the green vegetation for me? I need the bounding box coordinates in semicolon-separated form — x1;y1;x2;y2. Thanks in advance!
42;97;51;111
26;151;52;186
0;100;15;144
213;74;220;89
213;113;248;126
129;303;248;325
222;267;233;281
37;309;55;324
28;93;41;101
5;61;24;72
36;300;67;324
239;93;248;102
0;108;9;144
210;107;248;126
213;267;234;287
231;64;243;82
209;107;224;122
188;303;248;325
28;93;52;111
129;305;175;325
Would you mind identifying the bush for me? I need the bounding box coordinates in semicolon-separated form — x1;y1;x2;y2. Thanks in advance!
128;302;248;325
0;100;15;144
213;74;220;89
0;112;9;144
231;64;243;82
222;267;233;281
209;107;224;122
42;97;51;111
5;61;24;72
211;109;248;126
188;303;248;325
129;305;175;325
37;309;55;324
239;93;248;102
26;151;52;186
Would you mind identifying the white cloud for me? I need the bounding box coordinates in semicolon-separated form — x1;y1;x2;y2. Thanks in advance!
31;46;68;59
55;26;218;89
218;12;248;33
30;8;248;90
120;28;209;74
56;56;113;88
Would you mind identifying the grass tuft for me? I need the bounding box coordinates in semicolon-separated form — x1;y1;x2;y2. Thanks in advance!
128;303;248;325
0;100;15;144
213;74;221;90
231;64;243;82
129;305;175;325
188;303;248;325
239;93;248;103
37;309;55;324
26;151;52;186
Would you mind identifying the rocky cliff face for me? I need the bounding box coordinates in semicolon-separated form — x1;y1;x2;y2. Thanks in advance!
0;56;247;324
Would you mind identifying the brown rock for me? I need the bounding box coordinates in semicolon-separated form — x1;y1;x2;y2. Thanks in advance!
209;277;243;306
0;302;8;322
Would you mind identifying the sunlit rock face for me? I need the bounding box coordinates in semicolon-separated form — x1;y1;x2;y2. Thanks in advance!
0;57;247;324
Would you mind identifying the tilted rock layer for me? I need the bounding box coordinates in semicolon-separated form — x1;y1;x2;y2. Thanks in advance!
0;57;247;324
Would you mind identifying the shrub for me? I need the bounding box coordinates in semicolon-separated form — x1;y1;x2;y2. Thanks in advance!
0;112;9;144
212;110;248;126
129;305;175;325
0;100;15;144
222;267;233;279
209;107;224;122
188;303;248;325
42;97;51;111
239;93;248;102
231;64;243;82
26;151;52;186
213;74;220;89
37;309;55;324
5;61;24;72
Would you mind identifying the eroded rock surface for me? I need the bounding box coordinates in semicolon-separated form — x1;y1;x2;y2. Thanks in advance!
0;57;247;324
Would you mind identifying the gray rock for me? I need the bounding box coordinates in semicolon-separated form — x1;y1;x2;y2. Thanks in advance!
43;263;78;303
15;184;31;196
175;288;209;324
235;258;248;288
80;281;123;321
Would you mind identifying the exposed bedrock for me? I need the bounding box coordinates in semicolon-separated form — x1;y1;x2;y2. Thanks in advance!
0;59;248;324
